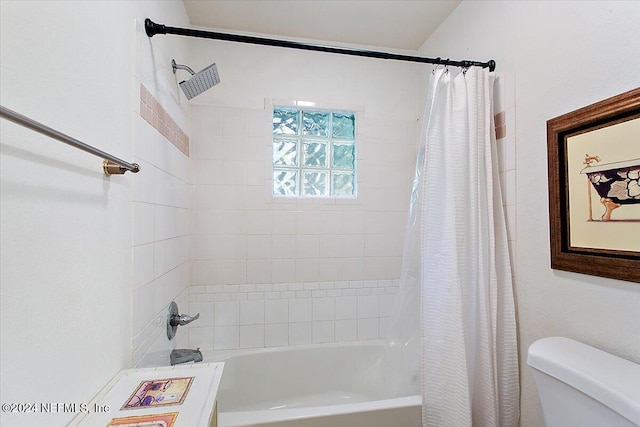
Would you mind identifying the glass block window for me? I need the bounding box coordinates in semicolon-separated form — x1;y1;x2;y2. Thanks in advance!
273;107;356;197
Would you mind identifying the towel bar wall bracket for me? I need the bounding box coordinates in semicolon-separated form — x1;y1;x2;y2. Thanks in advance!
103;160;140;176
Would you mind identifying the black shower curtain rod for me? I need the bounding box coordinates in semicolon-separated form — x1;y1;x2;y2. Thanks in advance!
145;19;495;72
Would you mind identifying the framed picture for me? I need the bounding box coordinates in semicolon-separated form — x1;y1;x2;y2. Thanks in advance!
122;377;194;409
108;412;178;427
547;87;640;283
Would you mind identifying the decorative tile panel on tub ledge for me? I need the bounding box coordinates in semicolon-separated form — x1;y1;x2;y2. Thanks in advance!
188;279;399;351
140;83;190;156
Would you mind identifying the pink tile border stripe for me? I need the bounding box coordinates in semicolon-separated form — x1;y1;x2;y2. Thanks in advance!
494;111;506;140
140;84;189;157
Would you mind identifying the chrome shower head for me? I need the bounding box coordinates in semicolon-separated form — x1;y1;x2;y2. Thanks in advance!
172;59;220;100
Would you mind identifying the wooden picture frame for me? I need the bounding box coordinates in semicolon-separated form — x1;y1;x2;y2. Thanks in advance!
547;87;640;283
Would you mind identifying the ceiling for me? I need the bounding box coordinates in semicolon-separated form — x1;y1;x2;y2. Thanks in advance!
182;1;461;51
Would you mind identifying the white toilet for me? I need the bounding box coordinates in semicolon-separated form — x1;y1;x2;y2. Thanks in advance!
527;337;640;426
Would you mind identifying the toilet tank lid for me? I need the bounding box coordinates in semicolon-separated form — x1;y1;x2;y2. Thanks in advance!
527;337;640;425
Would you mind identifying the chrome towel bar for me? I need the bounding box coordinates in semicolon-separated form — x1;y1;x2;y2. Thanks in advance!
0;105;140;175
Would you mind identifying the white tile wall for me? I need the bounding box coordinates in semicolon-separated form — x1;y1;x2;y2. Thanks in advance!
131;85;191;366
189;280;398;350
494;67;518;277
188;104;416;351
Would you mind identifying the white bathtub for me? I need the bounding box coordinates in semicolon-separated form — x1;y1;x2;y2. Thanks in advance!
206;341;421;427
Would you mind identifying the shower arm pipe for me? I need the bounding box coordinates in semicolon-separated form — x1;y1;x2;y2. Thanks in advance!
145;19;496;72
172;59;195;75
0;105;140;176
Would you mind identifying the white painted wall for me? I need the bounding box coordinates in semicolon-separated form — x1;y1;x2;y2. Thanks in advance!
0;1;192;425
420;1;640;425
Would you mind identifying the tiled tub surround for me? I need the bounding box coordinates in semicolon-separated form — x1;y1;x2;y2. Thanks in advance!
190;105;417;351
132;79;191;365
493;69;517;276
189;280;398;351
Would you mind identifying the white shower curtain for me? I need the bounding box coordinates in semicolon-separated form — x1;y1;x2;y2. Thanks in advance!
418;66;519;426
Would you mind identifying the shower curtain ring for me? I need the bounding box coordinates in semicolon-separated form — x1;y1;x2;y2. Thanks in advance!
461;60;471;74
432;58;442;74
